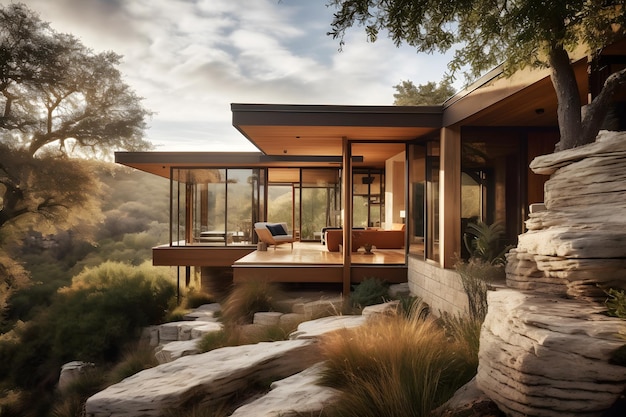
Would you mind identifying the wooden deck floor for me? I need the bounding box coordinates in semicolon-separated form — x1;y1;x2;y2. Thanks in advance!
232;242;407;285
234;241;406;266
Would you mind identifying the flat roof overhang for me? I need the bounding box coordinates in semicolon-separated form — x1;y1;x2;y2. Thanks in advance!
114;151;365;179
231;104;443;167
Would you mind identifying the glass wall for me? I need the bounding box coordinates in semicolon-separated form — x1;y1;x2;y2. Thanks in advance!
461;130;524;257
352;170;384;228
170;168;262;246
300;169;341;241
408;140;439;261
408;145;425;257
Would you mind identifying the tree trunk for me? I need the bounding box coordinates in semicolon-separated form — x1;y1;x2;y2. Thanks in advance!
548;45;583;150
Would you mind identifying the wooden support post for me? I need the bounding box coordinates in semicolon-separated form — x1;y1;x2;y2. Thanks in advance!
439;127;461;269
342;137;352;298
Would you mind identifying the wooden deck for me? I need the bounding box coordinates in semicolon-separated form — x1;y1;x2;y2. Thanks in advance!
233;242;407;284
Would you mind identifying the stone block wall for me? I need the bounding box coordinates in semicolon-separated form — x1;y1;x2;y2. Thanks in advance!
407;256;468;316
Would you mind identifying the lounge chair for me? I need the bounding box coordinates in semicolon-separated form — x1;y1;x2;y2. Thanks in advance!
254;222;295;250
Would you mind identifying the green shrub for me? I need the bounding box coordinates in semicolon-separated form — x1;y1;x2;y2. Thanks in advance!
318;310;476;417
463;221;511;265
605;288;626;319
396;295;429;319
350;277;389;310
5;261;176;390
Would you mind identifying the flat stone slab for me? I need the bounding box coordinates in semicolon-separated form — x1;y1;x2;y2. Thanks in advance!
155;340;200;364
230;362;339;416
289;315;367;340
85;339;320;417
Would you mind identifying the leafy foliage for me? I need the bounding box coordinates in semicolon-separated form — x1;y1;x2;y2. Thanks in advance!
350;277;389;309
605;288;626;319
463;220;511;265
1;262;175;391
328;0;626;149
0;3;152;157
0;3;153;286
393;79;456;105
318;310;476;417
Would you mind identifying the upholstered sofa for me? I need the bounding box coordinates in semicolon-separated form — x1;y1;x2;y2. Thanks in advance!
254;222;295;250
325;228;405;252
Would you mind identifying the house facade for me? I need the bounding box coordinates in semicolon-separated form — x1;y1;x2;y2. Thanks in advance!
116;41;626;314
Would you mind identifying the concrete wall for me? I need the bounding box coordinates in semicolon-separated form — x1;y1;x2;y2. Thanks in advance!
407;256;468;317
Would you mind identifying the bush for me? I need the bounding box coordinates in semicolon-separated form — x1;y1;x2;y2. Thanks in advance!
318;310;476;417
605;288;626;319
3;261;176;390
350;277;389;310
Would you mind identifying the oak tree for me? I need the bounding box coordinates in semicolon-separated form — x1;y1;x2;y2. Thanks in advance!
393;79;455;105
328;0;626;150
0;3;152;234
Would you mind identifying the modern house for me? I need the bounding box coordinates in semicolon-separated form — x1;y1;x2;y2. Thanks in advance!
116;40;626;314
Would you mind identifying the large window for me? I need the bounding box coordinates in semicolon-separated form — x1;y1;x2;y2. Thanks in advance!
408;140;439;261
461;130;524;257
171;168;262;246
353;170;384;228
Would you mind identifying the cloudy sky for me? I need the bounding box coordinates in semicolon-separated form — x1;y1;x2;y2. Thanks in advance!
19;0;456;152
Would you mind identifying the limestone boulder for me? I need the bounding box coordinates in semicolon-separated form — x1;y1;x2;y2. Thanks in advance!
154;340;201;364
289;315;367;340
85;339;321;417
230;362;339;417
477;289;626;417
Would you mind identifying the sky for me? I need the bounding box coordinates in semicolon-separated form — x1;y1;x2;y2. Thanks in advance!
18;0;457;152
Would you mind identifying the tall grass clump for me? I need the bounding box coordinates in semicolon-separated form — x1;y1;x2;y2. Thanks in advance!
184;287;216;309
318;311;477;417
455;257;503;322
220;281;286;325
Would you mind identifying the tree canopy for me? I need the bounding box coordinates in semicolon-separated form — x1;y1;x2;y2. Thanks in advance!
393;79;455;105
328;0;626;150
0;3;152;157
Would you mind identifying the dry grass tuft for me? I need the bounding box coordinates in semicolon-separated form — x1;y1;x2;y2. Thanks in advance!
318;311;476;417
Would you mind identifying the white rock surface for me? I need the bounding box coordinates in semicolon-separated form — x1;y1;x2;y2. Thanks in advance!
361;300;400;317
289;315;367;340
230;362;339;417
254;311;283;326
58;361;94;391
85;339;320;417
190;321;223;339
154;340;200;364
507;130;626;300
477;289;626;417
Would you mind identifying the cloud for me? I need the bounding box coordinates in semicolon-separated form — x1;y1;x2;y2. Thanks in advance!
19;0;457;151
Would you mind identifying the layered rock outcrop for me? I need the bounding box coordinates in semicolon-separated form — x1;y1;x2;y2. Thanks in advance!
477;290;626;417
479;131;626;416
506;130;626;300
